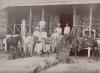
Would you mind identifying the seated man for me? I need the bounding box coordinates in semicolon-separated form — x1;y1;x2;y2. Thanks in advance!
32;26;40;54
34;21;47;55
33;26;40;43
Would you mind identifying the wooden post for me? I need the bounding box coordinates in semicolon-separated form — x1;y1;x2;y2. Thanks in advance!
29;8;33;56
73;6;76;27
29;8;32;36
39;7;45;31
14;24;15;34
89;5;92;38
71;6;76;35
21;20;26;36
42;7;45;21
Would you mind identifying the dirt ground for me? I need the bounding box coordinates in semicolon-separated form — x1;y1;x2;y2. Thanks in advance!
41;57;100;73
0;52;99;73
0;55;58;73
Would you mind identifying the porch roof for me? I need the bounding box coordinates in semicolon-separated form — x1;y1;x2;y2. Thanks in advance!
0;0;100;9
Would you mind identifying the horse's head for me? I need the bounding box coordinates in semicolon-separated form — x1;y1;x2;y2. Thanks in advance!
16;35;22;41
13;35;23;45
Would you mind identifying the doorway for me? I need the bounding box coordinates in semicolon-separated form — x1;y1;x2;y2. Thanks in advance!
60;13;73;34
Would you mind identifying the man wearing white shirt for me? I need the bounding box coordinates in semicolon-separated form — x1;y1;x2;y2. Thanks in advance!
38;20;47;41
33;27;40;54
51;23;63;56
64;23;70;36
34;21;47;55
51;23;62;41
38;29;47;42
54;23;62;35
33;27;40;42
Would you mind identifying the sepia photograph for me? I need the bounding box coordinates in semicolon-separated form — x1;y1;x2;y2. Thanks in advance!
0;0;99;73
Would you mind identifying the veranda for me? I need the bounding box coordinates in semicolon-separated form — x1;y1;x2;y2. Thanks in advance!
0;3;100;57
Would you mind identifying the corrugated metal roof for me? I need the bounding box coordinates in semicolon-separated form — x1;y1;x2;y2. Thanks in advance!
0;0;100;9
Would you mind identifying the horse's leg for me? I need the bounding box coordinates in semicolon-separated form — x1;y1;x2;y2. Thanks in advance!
21;47;24;58
7;44;10;53
74;48;78;59
15;45;17;58
47;51;49;57
95;49;99;60
92;48;99;60
33;43;37;56
41;50;44;57
56;47;59;59
29;48;32;57
15;47;18;59
75;51;77;59
90;48;96;60
19;47;22;58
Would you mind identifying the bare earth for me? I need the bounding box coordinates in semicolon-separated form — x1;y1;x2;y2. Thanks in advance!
0;56;58;73
0;55;99;73
41;57;100;73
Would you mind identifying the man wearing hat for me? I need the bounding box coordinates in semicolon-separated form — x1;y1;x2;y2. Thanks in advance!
33;26;40;54
38;20;47;42
33;26;40;40
51;23;63;59
33;20;47;55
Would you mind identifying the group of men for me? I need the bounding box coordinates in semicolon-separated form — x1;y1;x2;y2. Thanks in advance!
33;20;47;54
51;23;70;39
33;20;71;55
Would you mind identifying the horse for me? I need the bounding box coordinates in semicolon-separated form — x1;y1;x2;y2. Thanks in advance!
55;34;76;62
6;35;23;59
69;37;80;57
79;37;99;59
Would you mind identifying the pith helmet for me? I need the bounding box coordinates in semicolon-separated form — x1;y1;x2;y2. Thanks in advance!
39;20;46;26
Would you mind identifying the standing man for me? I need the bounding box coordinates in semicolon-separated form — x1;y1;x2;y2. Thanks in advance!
52;23;63;60
33;26;40;54
54;23;62;35
64;23;70;36
63;23;71;62
51;23;62;39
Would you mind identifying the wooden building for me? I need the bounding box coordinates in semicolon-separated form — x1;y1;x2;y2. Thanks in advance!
0;0;100;38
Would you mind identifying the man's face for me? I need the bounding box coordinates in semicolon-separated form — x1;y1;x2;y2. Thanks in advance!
66;24;68;26
57;23;61;27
